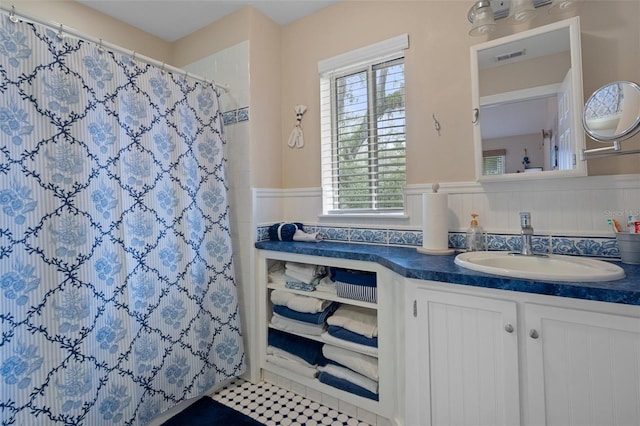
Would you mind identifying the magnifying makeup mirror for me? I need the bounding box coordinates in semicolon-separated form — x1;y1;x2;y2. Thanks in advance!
582;81;640;159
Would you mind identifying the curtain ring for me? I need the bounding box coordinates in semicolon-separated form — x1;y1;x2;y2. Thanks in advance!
97;38;104;54
131;51;137;61
56;24;64;40
9;6;19;23
160;62;166;74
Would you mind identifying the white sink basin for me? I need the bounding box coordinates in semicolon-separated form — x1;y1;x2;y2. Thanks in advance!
454;251;625;282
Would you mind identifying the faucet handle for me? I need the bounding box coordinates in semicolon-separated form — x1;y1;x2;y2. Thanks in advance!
520;212;531;227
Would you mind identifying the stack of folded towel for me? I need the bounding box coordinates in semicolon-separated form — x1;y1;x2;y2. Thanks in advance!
268;261;336;293
267;289;340;378
267;329;326;378
318;305;379;400
284;262;327;291
269;290;337;336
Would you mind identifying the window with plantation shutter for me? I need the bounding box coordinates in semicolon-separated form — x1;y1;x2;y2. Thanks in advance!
483;149;506;175
319;35;408;214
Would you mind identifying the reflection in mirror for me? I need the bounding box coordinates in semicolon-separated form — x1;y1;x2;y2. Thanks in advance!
470;17;586;181
584;81;640;141
581;81;640;160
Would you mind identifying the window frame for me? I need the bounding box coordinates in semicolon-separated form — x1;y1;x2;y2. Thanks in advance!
319;35;409;215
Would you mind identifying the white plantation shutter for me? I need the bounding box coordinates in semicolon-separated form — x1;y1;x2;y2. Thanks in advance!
320;35;408;214
483;149;506;175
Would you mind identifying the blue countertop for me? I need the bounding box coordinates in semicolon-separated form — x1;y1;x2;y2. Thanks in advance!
255;241;640;306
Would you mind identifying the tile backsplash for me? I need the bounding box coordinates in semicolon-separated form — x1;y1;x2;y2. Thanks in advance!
257;224;620;259
253;174;640;261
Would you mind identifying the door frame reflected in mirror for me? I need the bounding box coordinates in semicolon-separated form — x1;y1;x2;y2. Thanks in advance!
470;16;586;182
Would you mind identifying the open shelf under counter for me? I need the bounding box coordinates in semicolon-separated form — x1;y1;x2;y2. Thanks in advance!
267;279;378;310
256;247;397;421
267;324;379;359
262;359;382;415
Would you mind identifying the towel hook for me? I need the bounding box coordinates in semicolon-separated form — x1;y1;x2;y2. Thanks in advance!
432;113;441;136
472;108;479;124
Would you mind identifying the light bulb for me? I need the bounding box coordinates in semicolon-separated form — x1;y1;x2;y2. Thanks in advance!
508;0;537;23
469;2;496;37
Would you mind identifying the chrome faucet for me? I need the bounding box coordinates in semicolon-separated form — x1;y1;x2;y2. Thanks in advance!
519;212;533;256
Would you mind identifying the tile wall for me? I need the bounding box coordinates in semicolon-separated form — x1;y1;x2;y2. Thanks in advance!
254;174;640;259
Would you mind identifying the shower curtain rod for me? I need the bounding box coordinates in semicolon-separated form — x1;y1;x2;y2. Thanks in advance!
0;5;230;92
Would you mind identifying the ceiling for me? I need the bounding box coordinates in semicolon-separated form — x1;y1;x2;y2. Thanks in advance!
76;0;340;42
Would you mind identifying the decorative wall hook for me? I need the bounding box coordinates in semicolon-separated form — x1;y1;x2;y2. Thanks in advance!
472;108;479;124
288;104;308;148
432;113;441;136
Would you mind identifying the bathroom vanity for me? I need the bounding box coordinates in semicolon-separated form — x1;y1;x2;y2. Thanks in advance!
255;240;640;426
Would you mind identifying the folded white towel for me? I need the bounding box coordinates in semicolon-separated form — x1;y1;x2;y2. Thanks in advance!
327;305;378;338
268;262;286;285
270;313;326;336
293;229;323;242
283;269;316;285
315;276;336;293
322;343;378;381
270;289;332;313
321;331;378;357
285;262;317;275
318;364;378;394
267;345;314;368
266;354;317;378
284;262;319;284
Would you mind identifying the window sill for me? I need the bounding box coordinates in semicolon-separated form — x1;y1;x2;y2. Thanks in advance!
318;213;409;220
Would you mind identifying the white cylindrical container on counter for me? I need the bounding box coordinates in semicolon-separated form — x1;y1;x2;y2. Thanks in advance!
417;183;454;255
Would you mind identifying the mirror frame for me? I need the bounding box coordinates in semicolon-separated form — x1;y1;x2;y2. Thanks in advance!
470;16;586;182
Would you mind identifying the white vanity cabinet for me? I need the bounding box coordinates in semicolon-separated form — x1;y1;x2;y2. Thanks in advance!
255;250;399;421
405;279;640;426
405;285;521;426
524;303;640;426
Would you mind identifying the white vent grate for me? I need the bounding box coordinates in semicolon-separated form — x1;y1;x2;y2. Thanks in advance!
495;49;526;62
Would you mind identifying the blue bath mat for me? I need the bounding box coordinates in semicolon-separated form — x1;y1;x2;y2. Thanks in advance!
161;396;264;426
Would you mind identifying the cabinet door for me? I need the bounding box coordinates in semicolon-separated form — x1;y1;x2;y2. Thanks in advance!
406;287;520;426
525;303;640;426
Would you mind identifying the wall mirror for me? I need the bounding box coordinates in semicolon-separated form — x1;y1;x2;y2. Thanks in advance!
470;17;586;181
581;81;640;159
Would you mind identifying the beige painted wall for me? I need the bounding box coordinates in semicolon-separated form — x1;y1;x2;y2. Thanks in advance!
173;6;283;188
8;0;640;186
279;0;640;187
171;7;251;67
11;0;172;61
246;9;283;188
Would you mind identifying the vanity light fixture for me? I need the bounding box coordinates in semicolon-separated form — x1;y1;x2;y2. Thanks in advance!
468;1;496;36
468;0;560;37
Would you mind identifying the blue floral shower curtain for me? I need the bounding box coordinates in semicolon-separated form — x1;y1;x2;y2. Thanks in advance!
0;15;245;425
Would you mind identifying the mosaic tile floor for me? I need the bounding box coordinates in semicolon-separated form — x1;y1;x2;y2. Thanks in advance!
211;379;371;426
